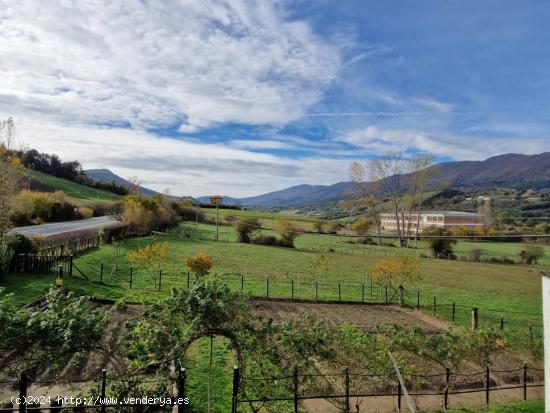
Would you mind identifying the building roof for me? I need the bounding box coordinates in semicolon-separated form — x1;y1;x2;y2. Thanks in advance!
380;210;485;216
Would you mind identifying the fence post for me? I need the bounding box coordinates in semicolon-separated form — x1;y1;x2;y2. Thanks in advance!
241;274;244;292
417;291;420;309
100;369;106;413
129;268;133;289
58;265;63;282
315;281;318;301
397;379;402;412
452;302;456;322
338;283;341;302
485;365;490;406
444;367;450;409
188;271;191;289
523;363;527;400
231;366;239;413
291;279;294;300
398;285;404;307
178;366;186;413
344;367;350;413
266;278;269;298
385;286;388;303
18;373;27;413
293;367;299;413
529;324;533;343
500;317;504;331
100;262;104;284
362;284;365;303
69;255;73;277
159;270;162;291
433;296;437;316
472;308;478;331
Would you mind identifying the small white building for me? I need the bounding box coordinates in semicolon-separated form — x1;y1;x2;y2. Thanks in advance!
380;211;486;232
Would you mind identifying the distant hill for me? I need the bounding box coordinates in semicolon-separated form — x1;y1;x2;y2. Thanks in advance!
29;170;122;201
85;169;162;197
218;153;550;207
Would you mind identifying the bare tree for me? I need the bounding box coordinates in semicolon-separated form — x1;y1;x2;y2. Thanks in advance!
0;117;17;150
349;161;383;243
0;160;24;240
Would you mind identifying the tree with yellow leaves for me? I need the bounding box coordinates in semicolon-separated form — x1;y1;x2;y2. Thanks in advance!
370;253;422;288
127;242;169;284
186;252;213;278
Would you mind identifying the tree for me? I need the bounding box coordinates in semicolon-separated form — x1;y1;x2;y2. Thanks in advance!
121;196;154;234
349;161;383;243
273;219;301;247
0;117;16;149
186;252;213;278
0;148;25;239
126;242;169;284
519;245;544;265
423;227;457;259
351;216;372;235
370;253;422;288
312;219;325;233
234;217;260;243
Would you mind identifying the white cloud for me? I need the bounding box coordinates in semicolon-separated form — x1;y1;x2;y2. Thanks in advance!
341;126;549;160
411;97;454;114
16;119;352;197
0;0;342;130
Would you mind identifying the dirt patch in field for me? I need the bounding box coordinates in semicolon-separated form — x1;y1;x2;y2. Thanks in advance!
251;299;439;332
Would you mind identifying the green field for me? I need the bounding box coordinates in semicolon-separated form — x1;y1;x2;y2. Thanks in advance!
426;400;543;413
30;170;122;201
3;222;544;344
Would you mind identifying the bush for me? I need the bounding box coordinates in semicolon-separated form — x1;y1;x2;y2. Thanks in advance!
78;207;94;219
422;227;456;259
328;221;343;234
251;235;278;246
92;201;117;217
186;252;213;277
468;248;487;262
519;245;545;264
6;233;34;255
273;219;301;248
234;217;260;243
312;219;325;233
0;243;14;275
351;217;372;234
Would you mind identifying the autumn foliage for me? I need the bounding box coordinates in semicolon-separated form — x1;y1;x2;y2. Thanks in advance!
186;252;213;278
370;253;422;287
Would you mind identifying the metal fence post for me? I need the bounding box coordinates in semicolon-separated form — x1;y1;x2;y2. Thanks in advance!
100;369;106;413
344;367;350;413
100;262;104;284
188;271;191;289
485;365;490;406
240;274;244;292
433;296;437;316
291;279;294;300
397;379;402;412
452;302;456;322
19;373;27;413
266;278;269;298
231;366;239;413
293;367;299;413
523;363;527;400
417;291;420;309
69;255;73;277
500;317;504;331
338;283;341;302
385;286;388;303
444;367;450;409
178;366;186;413
129;268;133;289
315;281;318;301
472;308;479;331
158;269;162;291
362;284;365;303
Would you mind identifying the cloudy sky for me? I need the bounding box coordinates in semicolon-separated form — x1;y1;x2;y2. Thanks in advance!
1;0;549;197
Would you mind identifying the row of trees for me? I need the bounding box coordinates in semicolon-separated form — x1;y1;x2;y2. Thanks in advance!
234;217;301;247
349;152;436;247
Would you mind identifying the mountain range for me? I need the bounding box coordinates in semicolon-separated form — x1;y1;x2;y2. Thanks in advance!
88;153;550;208
199;152;550;207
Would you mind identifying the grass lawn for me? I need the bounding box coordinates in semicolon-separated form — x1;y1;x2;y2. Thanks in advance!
3;221;543;343
424;400;544;412
30;170;122;201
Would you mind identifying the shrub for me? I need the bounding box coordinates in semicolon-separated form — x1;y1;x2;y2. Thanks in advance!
519;245;545;264
234;217;260;243
6;234;34;255
186;252;213;278
351;217;372;235
422;227;456;259
127;242;169;281
114;297;127;312
0;243;14;275
468;248;487;262
48;201;78;222
328;221;343;234
224;215;237;225
91;201;117;217
273;219;301;248
312;219;325;233
251;235;278;246
370;253;422;287
78;207;94;219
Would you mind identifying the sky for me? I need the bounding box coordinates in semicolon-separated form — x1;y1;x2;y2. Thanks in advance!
0;0;549;197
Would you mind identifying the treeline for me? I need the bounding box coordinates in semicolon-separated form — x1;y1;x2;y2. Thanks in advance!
9;148;129;195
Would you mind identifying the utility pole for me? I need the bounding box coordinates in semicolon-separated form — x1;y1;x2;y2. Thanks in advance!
542;271;550;412
215;202;219;241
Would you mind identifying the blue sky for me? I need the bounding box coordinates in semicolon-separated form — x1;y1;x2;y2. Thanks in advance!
0;0;549;196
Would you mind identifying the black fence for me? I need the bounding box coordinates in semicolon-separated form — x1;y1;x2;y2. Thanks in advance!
9;255;73;276
0;364;543;413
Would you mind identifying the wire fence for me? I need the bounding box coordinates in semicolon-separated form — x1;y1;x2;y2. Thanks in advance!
0;364;543;413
